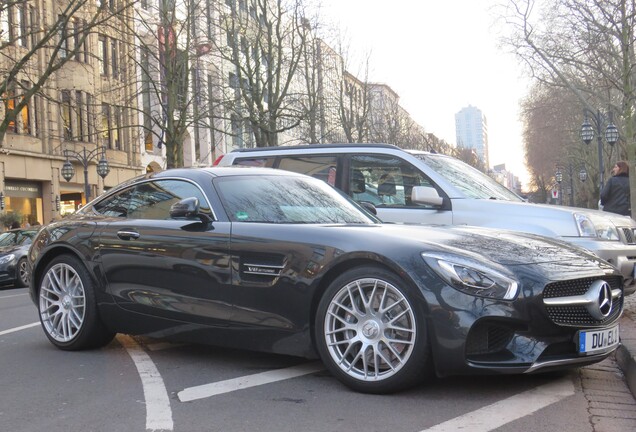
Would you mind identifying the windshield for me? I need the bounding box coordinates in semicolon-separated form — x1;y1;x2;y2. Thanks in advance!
0;230;36;247
415;153;523;201
215;175;376;224
0;232;15;246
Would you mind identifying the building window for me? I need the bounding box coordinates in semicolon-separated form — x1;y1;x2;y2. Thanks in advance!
85;93;93;141
101;103;111;148
75;91;84;141
230;114;243;148
17;2;27;47
73;18;83;62
58;15;68;59
0;7;9;42
20;80;31;135
98;35;108;76
6;83;17;133
119;40;126;80
206;1;214;41
112;105;121;150
61;90;72;140
29;6;37;49
141;47;153;151
111;38;118;79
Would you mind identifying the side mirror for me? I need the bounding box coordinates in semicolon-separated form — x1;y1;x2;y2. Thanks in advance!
359;201;377;215
170;197;214;225
411;186;443;207
170;197;200;219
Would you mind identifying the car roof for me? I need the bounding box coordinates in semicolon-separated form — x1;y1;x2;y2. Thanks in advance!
229;143;402;154
150;166;306;178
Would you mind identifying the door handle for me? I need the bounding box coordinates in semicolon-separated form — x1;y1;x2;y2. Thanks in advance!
117;230;140;240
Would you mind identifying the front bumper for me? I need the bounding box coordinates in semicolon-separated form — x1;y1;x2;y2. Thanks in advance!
566;237;636;295
0;263;17;285
421;274;624;378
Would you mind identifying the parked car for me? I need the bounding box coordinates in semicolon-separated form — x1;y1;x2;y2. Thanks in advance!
214;143;636;295
0;228;37;288
28;167;623;393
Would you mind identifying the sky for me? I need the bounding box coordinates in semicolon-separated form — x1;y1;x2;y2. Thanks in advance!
318;0;531;187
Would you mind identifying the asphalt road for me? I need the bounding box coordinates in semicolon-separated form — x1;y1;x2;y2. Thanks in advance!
1;285;635;432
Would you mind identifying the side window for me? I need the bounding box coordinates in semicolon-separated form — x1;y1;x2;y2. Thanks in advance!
349;155;435;208
278;156;338;186
234;157;275;167
128;180;212;220
93;187;135;217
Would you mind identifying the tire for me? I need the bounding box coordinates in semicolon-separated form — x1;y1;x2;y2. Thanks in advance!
15;257;29;288
315;265;430;393
37;255;115;350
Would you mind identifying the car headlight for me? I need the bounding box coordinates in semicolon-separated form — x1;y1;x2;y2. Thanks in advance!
422;252;519;300
0;254;16;265
574;213;620;241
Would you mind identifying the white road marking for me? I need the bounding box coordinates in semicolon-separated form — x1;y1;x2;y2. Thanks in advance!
0;292;29;300
420;376;575;432
117;335;173;432
0;322;40;336
178;361;325;402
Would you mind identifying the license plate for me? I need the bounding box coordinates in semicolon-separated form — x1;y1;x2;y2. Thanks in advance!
578;325;619;354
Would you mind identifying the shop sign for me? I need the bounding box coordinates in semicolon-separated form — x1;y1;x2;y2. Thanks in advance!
4;181;42;198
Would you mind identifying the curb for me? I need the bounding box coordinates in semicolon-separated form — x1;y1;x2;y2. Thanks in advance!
616;310;636;399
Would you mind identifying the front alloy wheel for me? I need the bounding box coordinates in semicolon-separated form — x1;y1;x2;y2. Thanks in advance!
16;258;29;287
38;255;114;350
316;266;428;393
39;262;86;343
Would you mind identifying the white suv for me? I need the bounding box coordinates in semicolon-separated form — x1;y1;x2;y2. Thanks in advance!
215;143;636;295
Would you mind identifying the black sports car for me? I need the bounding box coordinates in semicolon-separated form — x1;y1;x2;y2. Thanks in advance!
28;167;623;393
0;228;37;287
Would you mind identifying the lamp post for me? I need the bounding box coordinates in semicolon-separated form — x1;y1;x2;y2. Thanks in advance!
61;146;110;201
580;109;619;190
579;165;588;183
555;166;563;205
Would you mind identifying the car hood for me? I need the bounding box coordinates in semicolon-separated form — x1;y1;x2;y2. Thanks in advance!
376;223;610;269
452;198;635;237
0;245;22;255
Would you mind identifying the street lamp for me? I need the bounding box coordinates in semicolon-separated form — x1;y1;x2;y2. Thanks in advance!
61;146;110;201
555;166;563;205
579;165;588;182
580;109;619;190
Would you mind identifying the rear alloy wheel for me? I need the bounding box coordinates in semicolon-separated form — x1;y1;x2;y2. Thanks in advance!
316;266;429;393
38;255;114;350
15;258;29;287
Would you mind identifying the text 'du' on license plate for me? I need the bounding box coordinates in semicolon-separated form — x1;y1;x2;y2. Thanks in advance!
578;325;619;354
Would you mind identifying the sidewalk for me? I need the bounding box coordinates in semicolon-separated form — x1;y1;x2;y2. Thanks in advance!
617;293;636;398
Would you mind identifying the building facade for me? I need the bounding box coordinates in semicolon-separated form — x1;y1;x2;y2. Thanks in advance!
455;105;489;168
1;0;431;228
0;0;142;226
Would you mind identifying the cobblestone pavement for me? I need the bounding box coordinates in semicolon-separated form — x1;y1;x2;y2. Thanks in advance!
578;292;636;431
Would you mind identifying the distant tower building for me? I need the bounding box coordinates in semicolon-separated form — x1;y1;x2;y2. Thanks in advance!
455;105;489;167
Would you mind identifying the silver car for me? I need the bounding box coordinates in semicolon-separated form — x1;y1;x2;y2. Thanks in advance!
215;143;636;295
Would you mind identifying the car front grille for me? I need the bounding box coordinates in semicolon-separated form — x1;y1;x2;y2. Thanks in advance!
543;276;623;327
465;322;515;356
620;227;636;244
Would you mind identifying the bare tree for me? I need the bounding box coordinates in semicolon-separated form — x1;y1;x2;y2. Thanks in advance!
336;72;368;143
501;0;636;207
0;0;132;148
212;0;312;147
120;0;226;169
520;82;599;205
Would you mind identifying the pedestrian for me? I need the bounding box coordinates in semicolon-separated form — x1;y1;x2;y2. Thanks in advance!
600;160;631;217
10;220;20;229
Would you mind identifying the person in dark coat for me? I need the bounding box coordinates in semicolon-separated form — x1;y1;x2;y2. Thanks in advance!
600;160;631;216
